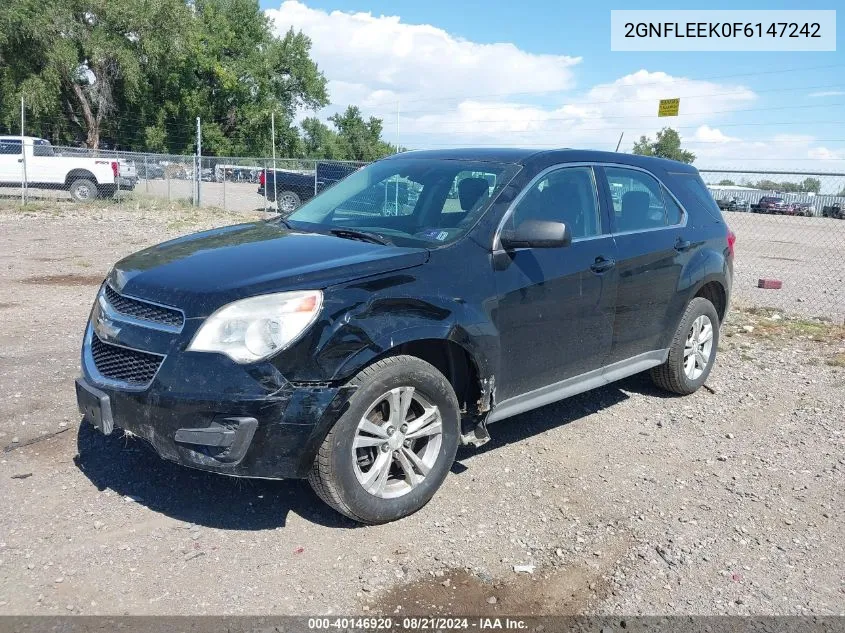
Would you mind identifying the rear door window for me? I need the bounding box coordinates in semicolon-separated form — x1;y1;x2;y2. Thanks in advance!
604;167;669;231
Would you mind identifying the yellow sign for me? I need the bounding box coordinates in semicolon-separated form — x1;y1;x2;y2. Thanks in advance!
658;98;680;117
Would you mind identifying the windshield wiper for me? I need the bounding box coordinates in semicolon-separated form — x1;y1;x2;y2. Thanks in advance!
328;228;391;245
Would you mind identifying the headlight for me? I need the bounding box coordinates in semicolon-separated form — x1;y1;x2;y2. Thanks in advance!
187;290;322;363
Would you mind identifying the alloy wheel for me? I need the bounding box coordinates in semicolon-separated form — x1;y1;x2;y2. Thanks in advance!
352;386;443;499
278;192;299;213
684;314;714;380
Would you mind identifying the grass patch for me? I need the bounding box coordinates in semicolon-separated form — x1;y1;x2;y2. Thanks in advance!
827;354;845;368
731;307;845;343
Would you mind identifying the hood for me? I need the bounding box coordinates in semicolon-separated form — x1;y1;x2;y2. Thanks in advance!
109;221;428;316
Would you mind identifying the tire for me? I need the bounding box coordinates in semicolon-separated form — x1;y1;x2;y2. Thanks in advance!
650;297;720;395
69;179;98;203
308;355;460;525
276;190;301;214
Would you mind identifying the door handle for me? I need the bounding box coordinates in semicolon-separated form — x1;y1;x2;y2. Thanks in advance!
674;238;692;252
590;257;616;273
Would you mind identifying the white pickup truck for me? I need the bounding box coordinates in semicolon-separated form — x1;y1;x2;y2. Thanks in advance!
0;136;135;202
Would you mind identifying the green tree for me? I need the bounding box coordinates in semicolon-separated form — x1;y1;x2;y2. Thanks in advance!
0;0;192;147
0;0;331;155
632;127;695;164
301;117;343;159
717;179;735;186
753;178;822;193
329;106;395;161
801;177;821;194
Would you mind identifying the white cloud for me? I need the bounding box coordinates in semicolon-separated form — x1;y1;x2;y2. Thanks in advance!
808;90;845;98
266;1;845;172
693;125;740;143
267;1;581;113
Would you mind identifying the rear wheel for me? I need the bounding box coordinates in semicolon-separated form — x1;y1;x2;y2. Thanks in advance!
69;179;98;203
651;297;720;395
276;190;301;214
309;355;460;524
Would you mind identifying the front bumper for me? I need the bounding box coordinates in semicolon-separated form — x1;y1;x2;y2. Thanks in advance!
77;321;354;479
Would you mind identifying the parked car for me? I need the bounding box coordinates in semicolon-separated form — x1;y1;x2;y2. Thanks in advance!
0;136;122;201
752;196;788;214
136;161;165;181
117;159;137;191
791;202;815;217
76;148;734;524
258;161;360;213
823;202;843;219
717;196;750;212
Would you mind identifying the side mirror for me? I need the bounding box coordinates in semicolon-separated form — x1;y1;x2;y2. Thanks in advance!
500;220;571;250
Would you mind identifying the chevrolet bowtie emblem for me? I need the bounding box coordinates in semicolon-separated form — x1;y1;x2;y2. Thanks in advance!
93;300;121;341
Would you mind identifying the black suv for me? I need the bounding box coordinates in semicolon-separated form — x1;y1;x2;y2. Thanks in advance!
76;149;734;524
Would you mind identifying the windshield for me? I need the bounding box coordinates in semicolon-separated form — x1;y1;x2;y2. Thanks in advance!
285;158;520;247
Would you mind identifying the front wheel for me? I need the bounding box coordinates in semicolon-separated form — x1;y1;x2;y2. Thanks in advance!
651;297;720;395
69;179;98;203
309;355;460;525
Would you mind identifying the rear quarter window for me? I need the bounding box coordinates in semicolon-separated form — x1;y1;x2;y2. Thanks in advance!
668;172;724;222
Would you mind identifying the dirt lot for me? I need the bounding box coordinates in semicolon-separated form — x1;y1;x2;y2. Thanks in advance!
0;202;843;616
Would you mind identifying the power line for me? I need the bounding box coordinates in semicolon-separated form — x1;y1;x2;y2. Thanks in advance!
388;101;845;127
359;62;845;109
374;81;845;118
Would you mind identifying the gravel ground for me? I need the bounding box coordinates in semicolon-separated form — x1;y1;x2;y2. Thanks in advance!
0;202;843;616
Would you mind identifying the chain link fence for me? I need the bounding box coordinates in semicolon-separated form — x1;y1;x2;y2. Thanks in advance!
700;169;845;323
1;140;843;321
0;140;365;213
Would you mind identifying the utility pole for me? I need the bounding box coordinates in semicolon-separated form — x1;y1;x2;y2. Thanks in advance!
395;101;399;211
195;116;202;206
271;112;277;206
21;97;28;204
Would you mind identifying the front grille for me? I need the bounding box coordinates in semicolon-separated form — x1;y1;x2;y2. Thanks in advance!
90;333;164;386
104;285;184;328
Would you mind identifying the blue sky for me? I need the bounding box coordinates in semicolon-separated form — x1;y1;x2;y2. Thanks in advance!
260;0;845;177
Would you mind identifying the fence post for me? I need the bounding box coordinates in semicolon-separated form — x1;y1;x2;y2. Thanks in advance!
144;155;149;194
271;113;277;207
263;159;268;212
116;151;121;204
195;117;202;207
222;163;226;211
20;97;28;205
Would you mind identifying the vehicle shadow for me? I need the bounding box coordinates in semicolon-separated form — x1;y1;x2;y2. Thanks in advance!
455;371;665;463
73;373;674;530
73;422;357;530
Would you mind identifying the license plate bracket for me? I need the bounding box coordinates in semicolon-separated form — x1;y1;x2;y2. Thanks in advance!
75;378;114;435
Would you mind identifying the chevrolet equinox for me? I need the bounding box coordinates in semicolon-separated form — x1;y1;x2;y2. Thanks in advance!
76;149;734;524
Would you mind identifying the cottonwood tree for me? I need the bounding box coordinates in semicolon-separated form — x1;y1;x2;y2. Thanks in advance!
632;127;696;164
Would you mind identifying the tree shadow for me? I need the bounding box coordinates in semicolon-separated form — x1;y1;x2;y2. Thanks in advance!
73;422;358;531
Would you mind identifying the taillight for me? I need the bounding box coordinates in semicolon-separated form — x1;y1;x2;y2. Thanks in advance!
111;161;119;179
727;229;736;258
259;170;265;186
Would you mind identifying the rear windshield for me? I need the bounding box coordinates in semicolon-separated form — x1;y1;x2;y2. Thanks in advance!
286;158;521;247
